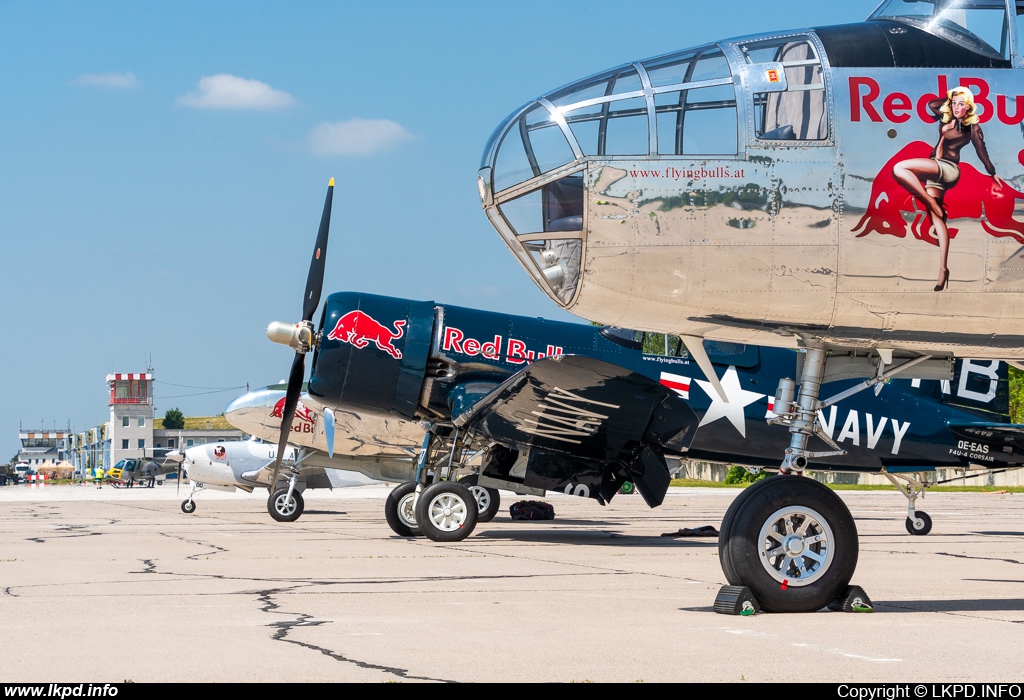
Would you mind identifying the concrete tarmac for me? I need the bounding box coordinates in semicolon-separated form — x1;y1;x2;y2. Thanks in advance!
1;483;1023;683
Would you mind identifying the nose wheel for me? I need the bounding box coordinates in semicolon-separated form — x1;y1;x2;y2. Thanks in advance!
180;481;203;515
719;476;859;613
268;487;305;522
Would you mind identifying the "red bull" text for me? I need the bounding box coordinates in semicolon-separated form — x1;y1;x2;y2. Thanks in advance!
442;326;563;365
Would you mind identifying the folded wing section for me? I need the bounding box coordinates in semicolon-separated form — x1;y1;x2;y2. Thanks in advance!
454;355;700;506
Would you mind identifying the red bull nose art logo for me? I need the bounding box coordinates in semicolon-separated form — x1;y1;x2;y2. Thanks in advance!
442;326;563;365
270;398;318;434
848;75;1024;291
853;141;1024;246
326;311;406;360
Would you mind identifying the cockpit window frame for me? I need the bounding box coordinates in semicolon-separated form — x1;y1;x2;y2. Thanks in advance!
724;32;835;148
1013;0;1024;67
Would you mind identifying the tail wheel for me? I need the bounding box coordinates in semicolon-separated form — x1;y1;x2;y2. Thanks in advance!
457;475;500;523
385;482;422;537
414;482;478;543
268;488;304;522
720;476;858;613
905;510;932;536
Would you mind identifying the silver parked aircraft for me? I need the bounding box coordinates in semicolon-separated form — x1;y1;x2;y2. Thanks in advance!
170;438;379;521
479;0;1024;612
221;388;503;532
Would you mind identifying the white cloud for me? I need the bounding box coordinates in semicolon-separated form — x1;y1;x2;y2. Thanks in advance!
309;118;415;156
74;72;140;89
177;74;293;110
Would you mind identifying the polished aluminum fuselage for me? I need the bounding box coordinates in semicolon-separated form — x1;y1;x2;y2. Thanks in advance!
480;14;1024;358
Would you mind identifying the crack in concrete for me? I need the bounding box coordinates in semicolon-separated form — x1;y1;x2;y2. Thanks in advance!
160;533;229;560
134;559;157;574
939;552;1024;566
257;589;454;682
26;532;103;544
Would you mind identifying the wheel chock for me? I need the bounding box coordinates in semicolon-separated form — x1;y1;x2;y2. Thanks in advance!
713;585;761;616
828;585;874;613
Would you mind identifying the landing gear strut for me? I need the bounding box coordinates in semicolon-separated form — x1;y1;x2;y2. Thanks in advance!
882;470;933;535
181;481;202;514
718;347;940;611
718;347;861;612
267;466;305;523
383;426;483;542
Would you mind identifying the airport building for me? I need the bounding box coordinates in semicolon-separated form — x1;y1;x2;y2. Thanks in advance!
48;370;244;475
17;429;71;468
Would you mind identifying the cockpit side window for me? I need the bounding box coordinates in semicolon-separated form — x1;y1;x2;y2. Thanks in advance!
740;37;828;142
642;333;688;357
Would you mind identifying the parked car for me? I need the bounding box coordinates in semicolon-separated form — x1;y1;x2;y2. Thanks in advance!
14;464;36;484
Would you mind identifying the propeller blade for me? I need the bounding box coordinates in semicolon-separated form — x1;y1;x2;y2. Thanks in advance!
270;351;306;487
324;407;335;458
176;461;182;496
302;178;335;323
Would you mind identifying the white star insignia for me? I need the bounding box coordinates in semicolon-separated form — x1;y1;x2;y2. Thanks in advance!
694;366;765;438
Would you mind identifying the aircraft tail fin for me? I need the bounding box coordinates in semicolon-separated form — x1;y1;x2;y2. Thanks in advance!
901;360;1010;423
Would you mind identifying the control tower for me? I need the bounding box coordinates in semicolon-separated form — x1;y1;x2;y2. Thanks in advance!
106;372;154;465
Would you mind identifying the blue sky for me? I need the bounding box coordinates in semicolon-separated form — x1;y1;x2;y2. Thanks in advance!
0;0;880;459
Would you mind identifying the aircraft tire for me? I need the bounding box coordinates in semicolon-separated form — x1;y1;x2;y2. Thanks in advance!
385;482;422;537
415;482;478;543
718;475;780;585
268;488;304;523
905;511;932;536
181;500;196;514
721;475;858;613
457;475;500;523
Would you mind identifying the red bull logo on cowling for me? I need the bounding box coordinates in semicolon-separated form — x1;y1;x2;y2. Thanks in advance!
270;398;317;434
852;141;1024;246
326;310;406;360
442;326;563;365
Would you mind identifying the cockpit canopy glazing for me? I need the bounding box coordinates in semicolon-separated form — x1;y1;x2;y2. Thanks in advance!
868;0;1014;59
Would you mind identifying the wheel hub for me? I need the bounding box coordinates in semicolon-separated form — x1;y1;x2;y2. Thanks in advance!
469;485;490;511
276;495;296;516
782;534;805;556
399;494;417;527
428;494;468;532
757;505;834;586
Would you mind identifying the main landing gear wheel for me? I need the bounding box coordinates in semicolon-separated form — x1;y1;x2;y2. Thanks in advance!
181;500;196;514
385;482;422;537
268;488;304;522
720;476;858;613
905;510;932;536
415;482;478;543
718;476;780;585
458;475;500;523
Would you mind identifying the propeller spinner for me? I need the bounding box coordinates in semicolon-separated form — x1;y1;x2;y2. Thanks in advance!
265;178;335;487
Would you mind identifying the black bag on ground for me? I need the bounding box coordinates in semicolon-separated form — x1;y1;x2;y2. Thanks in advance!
509;500;555;521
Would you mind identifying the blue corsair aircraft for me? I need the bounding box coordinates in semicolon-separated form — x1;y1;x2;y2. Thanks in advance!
238;181;1024;614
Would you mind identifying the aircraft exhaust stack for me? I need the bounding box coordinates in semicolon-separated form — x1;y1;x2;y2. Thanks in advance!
266;321;317;353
